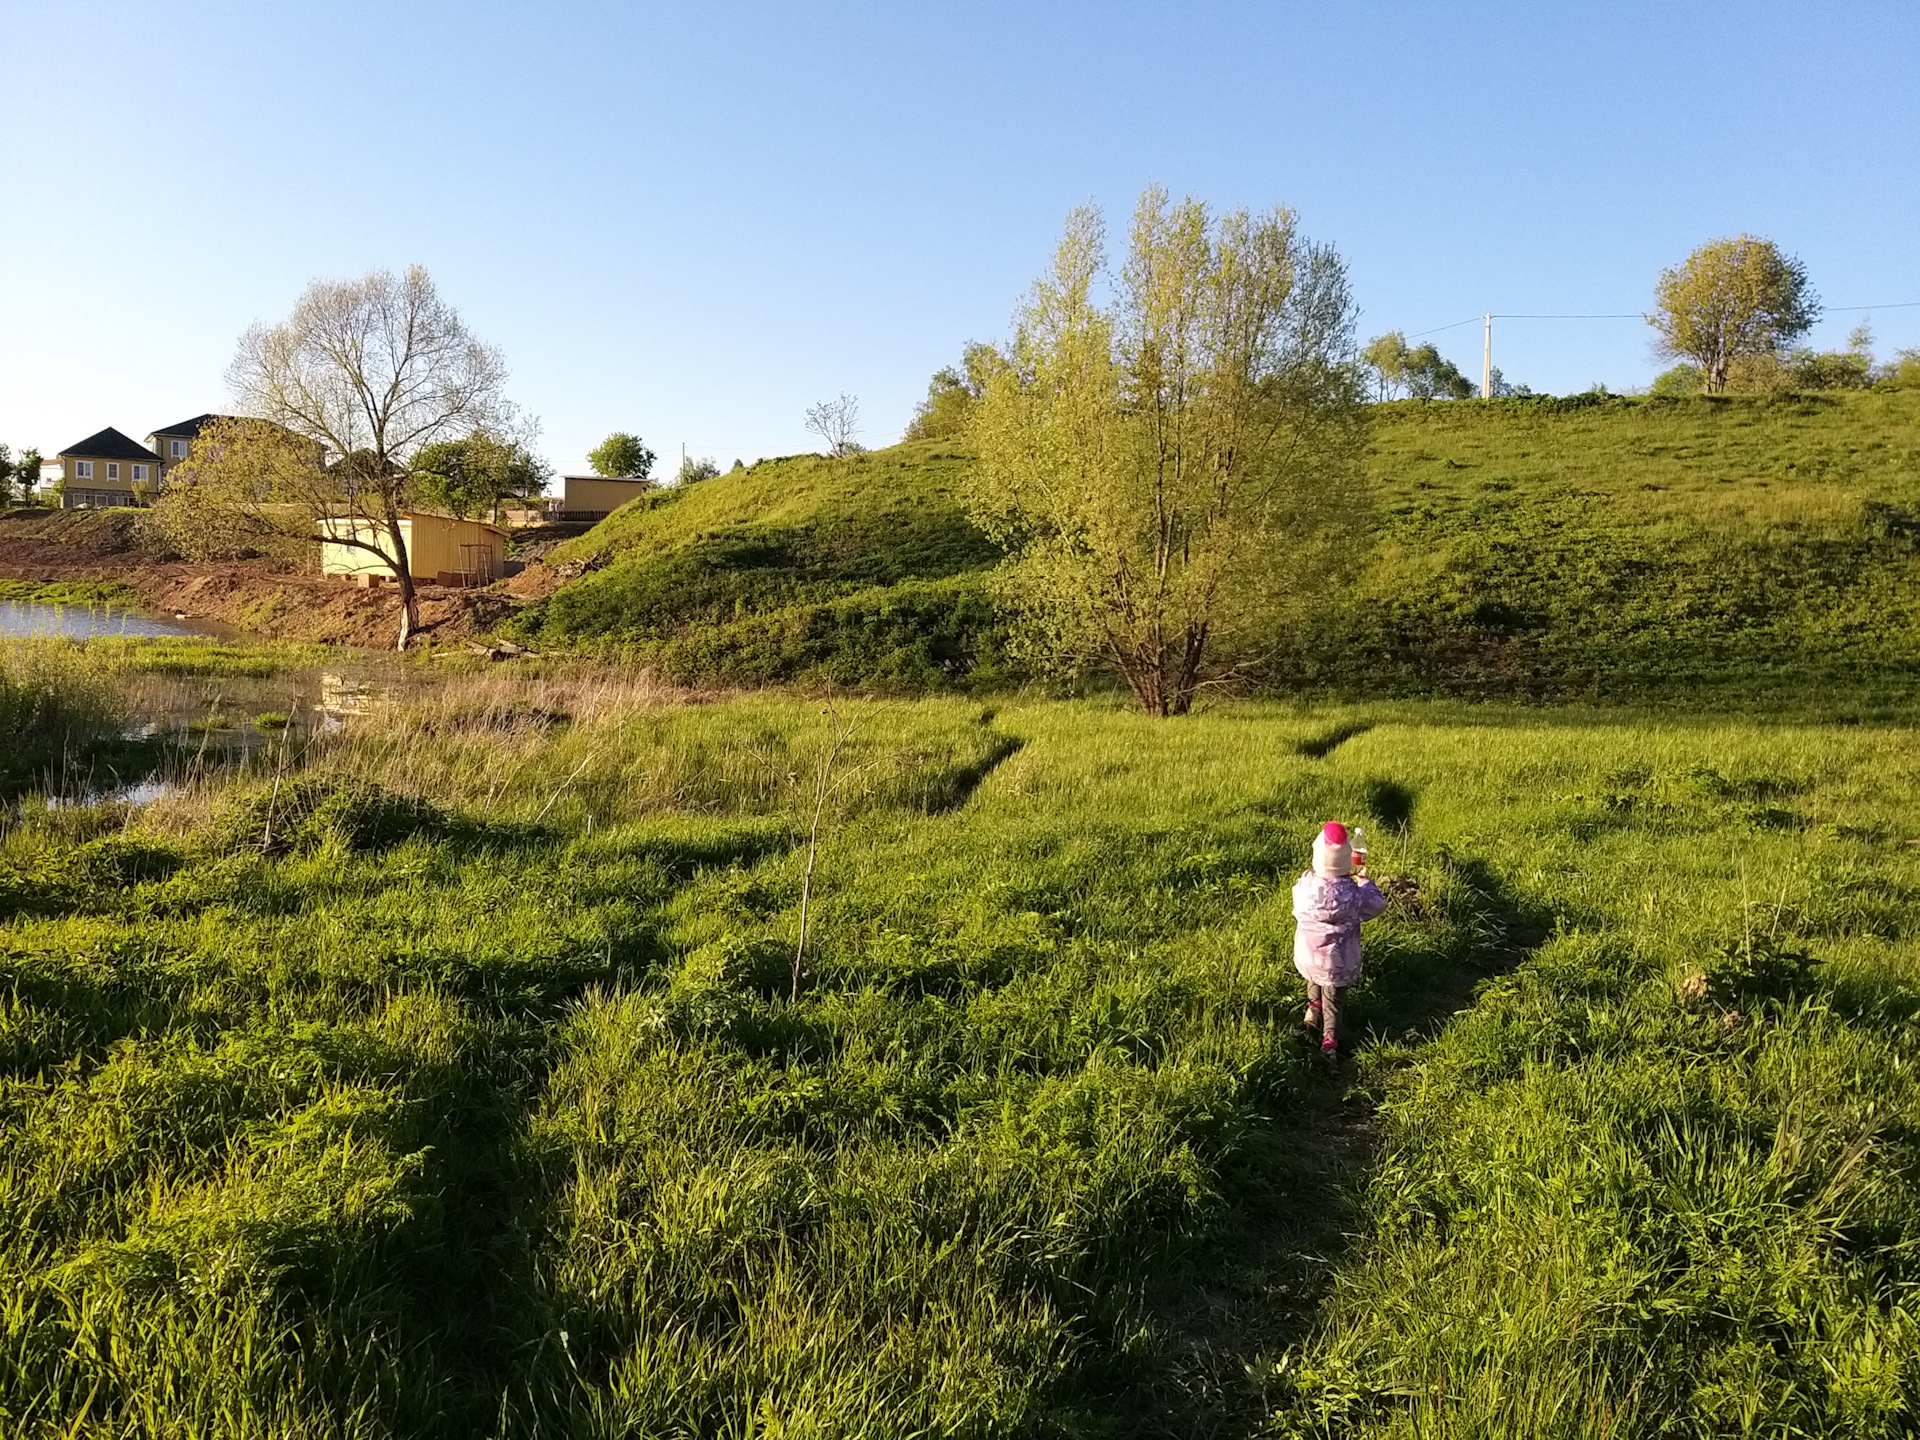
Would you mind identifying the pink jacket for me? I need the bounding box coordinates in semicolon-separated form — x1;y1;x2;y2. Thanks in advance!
1292;872;1387;987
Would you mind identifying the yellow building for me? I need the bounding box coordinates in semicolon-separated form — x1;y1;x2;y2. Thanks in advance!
556;474;655;519
51;427;163;508
317;511;508;587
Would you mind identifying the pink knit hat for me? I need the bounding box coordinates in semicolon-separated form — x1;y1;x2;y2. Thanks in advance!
1312;821;1353;878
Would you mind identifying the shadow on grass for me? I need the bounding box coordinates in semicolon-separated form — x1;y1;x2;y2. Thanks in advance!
1294;721;1373;761
1090;851;1554;1439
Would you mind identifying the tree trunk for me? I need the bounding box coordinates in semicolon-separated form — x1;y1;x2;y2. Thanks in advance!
396;573;420;650
386;503;418;651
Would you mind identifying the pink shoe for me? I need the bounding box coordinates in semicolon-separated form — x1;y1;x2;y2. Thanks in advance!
1321;1037;1338;1062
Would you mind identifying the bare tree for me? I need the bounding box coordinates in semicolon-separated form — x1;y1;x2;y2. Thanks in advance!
197;266;511;648
804;394;862;458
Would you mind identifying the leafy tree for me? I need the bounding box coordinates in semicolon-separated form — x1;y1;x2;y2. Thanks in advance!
158;266;512;648
1360;332;1472;400
413;433;551;521
903;343;1003;441
1651;362;1705;397
1885;349;1920;389
588;433;656;479
971;185;1369;717
0;444;12;506
1403;343;1474;399
1649;235;1819;394
1360;332;1412;400
677;454;720;485
805;395;863;458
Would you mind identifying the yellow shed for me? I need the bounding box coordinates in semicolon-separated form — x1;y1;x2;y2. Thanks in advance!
318;511;508;586
558;475;655;518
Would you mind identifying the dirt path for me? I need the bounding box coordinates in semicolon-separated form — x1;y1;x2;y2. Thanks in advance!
0;509;533;648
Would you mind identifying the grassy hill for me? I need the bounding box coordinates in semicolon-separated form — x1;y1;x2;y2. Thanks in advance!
511;443;1009;687
517;392;1920;705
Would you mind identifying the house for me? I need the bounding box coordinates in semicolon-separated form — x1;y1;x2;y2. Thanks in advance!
552;474;655;520
50;428;164;508
145;414;232;480
317;510;509;587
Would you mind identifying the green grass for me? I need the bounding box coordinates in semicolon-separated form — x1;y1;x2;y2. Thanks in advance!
2;649;1917;1436
0;579;142;608
510;443;1006;687
1293;390;1920;704
515;392;1920;706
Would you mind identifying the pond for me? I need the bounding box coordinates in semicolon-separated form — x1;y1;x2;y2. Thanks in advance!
0;599;231;640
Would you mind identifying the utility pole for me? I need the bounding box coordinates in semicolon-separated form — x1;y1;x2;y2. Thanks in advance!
1482;313;1493;400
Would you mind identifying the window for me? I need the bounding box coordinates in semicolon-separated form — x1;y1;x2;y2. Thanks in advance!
106;463;119;479
75;461;93;478
132;464;147;481
171;439;187;457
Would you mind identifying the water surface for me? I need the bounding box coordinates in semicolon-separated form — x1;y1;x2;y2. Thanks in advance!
0;599;229;640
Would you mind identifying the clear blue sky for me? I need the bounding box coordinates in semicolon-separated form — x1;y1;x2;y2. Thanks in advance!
3;1;1916;475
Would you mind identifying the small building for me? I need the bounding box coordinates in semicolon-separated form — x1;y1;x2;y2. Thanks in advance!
317;511;509;587
553;474;654;520
50;428;164;508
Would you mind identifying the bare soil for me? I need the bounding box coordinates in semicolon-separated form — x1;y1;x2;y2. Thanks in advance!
0;509;536;649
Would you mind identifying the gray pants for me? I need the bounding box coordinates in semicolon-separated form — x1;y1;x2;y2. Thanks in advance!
1306;982;1345;1045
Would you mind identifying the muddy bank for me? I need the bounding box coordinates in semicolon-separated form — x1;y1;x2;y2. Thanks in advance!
0;509;536;648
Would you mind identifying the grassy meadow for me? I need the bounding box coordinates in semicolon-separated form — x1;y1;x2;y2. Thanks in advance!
2;638;1916;1436
510;391;1920;707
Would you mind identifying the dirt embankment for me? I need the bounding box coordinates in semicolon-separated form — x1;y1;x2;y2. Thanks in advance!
0;509;545;648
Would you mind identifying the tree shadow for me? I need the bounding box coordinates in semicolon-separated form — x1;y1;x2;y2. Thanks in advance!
1293;721;1373;760
1088;852;1554;1438
1360;776;1416;834
317;821;801;1437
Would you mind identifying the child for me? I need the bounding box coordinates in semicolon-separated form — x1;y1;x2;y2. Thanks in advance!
1293;821;1387;1061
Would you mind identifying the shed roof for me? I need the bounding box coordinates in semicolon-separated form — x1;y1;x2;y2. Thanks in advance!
59;427;162;462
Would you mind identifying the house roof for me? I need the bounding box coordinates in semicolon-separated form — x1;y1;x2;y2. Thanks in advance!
148;413;227;441
561;473;653;484
58;427;162;462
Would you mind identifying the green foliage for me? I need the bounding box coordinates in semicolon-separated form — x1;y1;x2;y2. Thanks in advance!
902;343;1002;441
588;432;657;480
972;186;1369;714
1651;234;1819;392
212;777;452;857
0;642;126;793
1649;362;1702;397
1362;332;1475;400
411;433;550;518
0;578;141;607
677;453;721;486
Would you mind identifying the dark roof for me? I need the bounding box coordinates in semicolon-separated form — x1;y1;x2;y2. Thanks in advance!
148;413;226;440
58;427;162;462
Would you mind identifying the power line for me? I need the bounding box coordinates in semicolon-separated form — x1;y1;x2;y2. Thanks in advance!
1403;316;1482;338
1493;312;1641;320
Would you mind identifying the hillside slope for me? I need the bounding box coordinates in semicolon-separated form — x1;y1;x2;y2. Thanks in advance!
1311;389;1920;704
522;392;1920;704
511;443;1008;686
